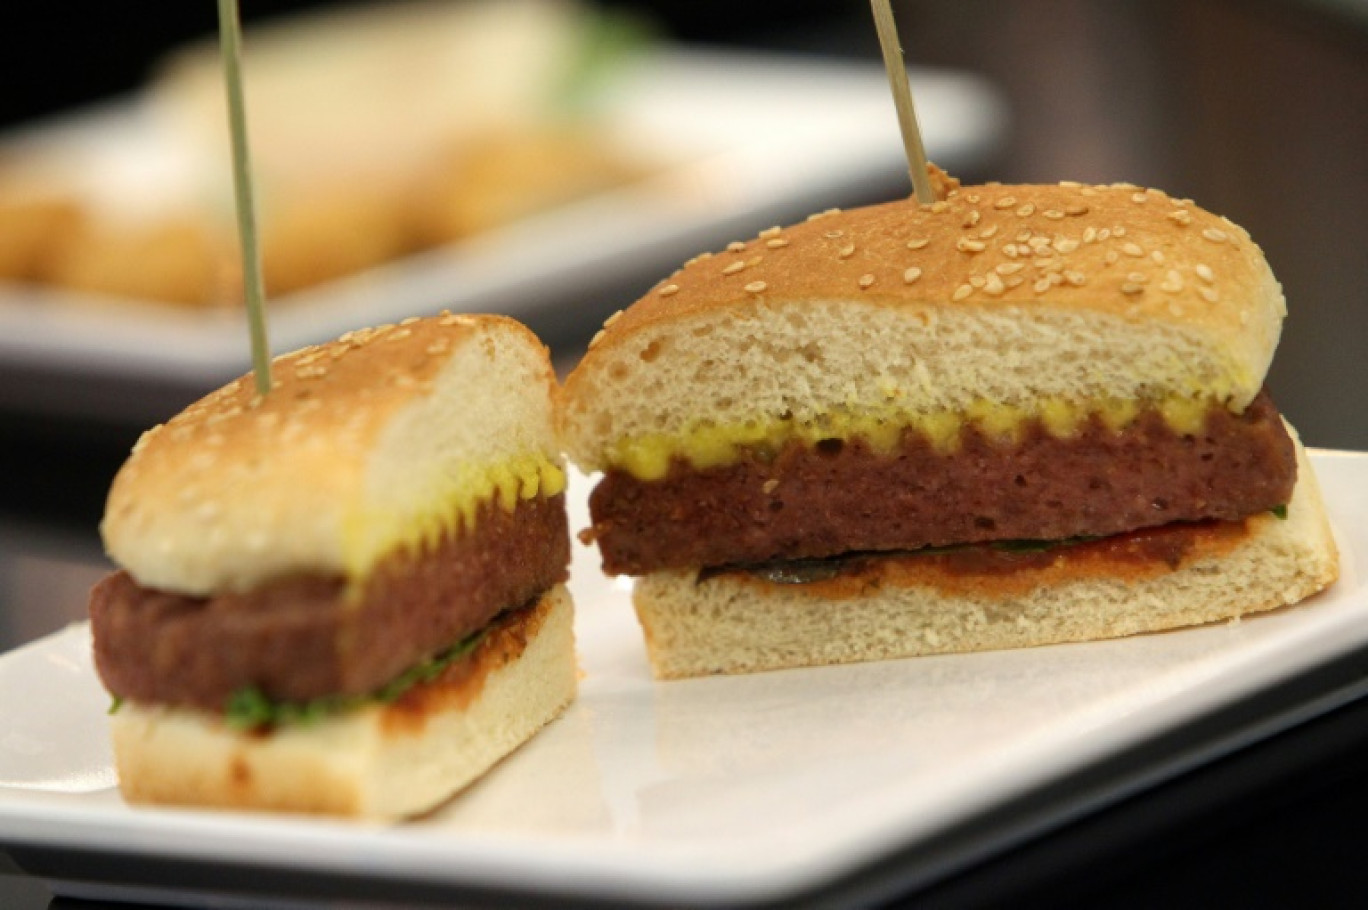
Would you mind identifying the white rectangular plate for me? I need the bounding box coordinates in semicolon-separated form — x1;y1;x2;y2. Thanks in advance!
0;450;1362;906
0;49;1005;422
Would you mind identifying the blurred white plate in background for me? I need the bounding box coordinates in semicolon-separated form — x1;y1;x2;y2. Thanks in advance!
0;49;1007;422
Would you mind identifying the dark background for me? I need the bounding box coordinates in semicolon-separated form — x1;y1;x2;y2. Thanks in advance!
0;2;1366;907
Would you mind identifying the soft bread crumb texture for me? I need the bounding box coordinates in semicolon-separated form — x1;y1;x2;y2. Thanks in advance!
111;585;576;819
632;436;1337;679
561;181;1285;472
102;314;563;596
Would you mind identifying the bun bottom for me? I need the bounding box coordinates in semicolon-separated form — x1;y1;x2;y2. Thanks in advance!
111;585;576;819
633;440;1339;680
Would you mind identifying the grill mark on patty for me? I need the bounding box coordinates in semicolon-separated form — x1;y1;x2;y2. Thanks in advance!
587;390;1294;575
90;493;569;711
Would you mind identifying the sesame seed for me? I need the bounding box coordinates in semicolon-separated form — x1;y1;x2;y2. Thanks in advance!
589;329;606;348
1203;228;1228;243
1151;250;1166;264
1016;203;1036;217
1121;282;1145;295
1032;277;1052;294
931;201;950;214
952;284;974;301
759;226;782;238
1167;210;1193;225
426;340;450;355
1114;226;1128;237
723;261;747;275
838;244;856;259
903;267;923;284
1054;237;1080;253
1098;228;1112;242
858;274;876;289
1016;229;1033;242
979;225;999;239
1131;192;1148;204
439;314;463;326
957;238;987;253
1003;245;1020;259
1200;286;1220;303
963;210;982;227
387;328;412;342
906;238;930;250
1160;270;1184;293
995;196;1017;209
995;262;1025;275
825;230;845;239
967;194;981;204
727;241;747;252
400;316;421;326
1123;242;1145;257
659;284;680;297
1195;264;1215;283
970;275;986;288
745;280;768;293
766;238;790;249
984;272;1006;296
1043;209;1065;220
1065;204;1090;217
1083;227;1098;244
1005;275;1025;289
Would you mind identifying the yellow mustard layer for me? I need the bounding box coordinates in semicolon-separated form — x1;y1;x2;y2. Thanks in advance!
342;453;566;581
608;396;1222;481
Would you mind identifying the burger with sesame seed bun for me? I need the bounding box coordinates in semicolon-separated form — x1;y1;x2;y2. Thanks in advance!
90;313;576;817
560;165;1338;680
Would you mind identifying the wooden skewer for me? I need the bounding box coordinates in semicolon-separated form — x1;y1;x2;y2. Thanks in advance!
217;0;272;396
869;0;937;203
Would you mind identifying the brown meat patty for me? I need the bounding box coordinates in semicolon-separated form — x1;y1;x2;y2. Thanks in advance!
587;391;1295;575
90;493;569;711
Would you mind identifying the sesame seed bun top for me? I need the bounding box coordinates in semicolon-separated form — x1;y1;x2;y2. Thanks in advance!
103;313;562;595
560;169;1287;472
602;175;1280;355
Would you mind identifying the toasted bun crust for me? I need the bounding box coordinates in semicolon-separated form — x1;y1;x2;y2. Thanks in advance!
631;438;1338;679
102;314;562;595
561;177;1285;472
110;585;576;818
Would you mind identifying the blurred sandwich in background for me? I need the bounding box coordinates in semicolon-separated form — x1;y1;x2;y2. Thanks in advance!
0;0;651;308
